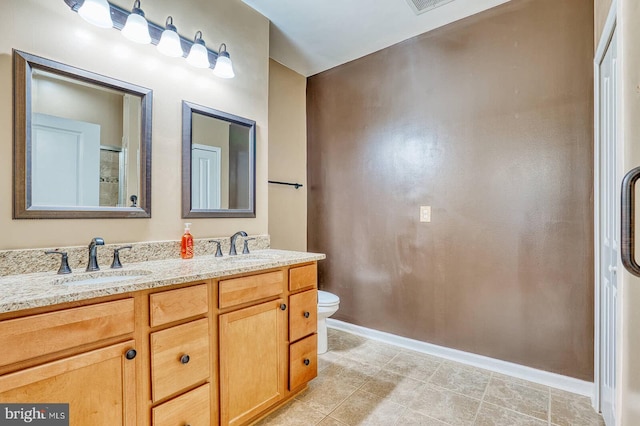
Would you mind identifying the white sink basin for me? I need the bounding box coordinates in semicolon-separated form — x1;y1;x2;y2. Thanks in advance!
55;270;152;286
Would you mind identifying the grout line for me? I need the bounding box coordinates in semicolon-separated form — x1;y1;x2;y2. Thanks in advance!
471;371;493;425
548;387;552;426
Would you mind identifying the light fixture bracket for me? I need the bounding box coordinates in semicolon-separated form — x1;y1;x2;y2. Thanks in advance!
63;0;228;70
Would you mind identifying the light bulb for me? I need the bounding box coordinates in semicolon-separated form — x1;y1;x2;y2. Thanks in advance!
121;1;151;44
186;32;210;68
213;44;235;78
157;17;183;57
78;0;113;28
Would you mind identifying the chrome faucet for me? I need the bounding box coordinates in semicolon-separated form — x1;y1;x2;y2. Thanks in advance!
229;231;247;255
87;237;105;272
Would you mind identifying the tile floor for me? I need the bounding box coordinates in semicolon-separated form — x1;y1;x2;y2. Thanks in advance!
255;328;605;426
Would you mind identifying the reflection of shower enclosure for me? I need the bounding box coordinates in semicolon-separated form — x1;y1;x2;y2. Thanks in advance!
99;146;125;207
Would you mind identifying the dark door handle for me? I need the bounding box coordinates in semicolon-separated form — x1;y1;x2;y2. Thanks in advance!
303;358;310;366
180;354;190;364
303;311;310;318
125;349;137;360
280;303;287;311
622;166;640;277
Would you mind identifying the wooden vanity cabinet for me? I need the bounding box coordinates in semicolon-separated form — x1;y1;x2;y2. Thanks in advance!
146;283;214;426
0;300;138;426
287;264;319;392
218;272;287;426
0;261;320;426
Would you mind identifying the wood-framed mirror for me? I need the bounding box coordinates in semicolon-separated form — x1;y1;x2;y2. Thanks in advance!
13;50;153;219
182;101;256;218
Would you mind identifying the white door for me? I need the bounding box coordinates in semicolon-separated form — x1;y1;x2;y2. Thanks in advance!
31;113;100;207
597;29;618;426
192;144;221;209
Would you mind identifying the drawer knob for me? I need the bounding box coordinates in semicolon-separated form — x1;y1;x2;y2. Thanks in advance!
280;303;287;311
304;358;310;366
125;349;137;360
303;311;310;318
180;354;190;364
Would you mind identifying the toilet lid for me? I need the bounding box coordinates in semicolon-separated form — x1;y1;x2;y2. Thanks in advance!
318;290;340;305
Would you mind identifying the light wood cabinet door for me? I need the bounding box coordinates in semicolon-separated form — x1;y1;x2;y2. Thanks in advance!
219;299;286;426
0;341;137;426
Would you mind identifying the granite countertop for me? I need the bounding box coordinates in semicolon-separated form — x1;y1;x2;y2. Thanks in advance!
0;249;325;314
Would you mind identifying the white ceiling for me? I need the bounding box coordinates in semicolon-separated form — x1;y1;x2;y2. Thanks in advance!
241;0;512;77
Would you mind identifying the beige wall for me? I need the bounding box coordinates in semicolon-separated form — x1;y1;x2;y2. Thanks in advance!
595;0;613;46
620;0;640;422
33;74;124;149
268;60;307;251
0;0;269;249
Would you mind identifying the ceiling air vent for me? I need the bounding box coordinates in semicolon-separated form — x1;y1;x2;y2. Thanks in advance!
405;0;455;15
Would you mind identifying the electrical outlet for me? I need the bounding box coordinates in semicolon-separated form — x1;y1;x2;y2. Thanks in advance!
420;206;431;222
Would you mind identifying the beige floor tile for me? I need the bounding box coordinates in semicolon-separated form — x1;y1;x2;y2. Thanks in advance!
385;351;442;382
408;383;481;425
296;376;359;414
550;391;605;426
428;361;491;399
360;370;426;406
253;399;325;426
327;330;368;354
395;408;449;425
317;416;349;426
491;372;550;392
483;376;549;421
340;339;400;366
329;389;405;425
323;356;382;387
474;402;548;426
319;350;344;372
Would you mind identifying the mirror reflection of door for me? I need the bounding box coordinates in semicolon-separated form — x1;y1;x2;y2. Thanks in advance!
192;145;221;209
30;68;142;208
31;113;100;207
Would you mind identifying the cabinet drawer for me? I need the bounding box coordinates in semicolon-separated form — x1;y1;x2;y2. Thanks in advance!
289;290;317;342
150;284;208;327
151;318;210;401
219;271;284;309
289;334;317;390
0;298;134;368
289;263;317;292
152;383;211;426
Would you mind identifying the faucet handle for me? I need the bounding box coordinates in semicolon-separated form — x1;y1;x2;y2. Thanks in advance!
208;240;224;257
45;250;72;275
111;246;132;269
242;238;256;254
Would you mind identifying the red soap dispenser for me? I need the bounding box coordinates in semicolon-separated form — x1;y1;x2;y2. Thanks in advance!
181;223;194;259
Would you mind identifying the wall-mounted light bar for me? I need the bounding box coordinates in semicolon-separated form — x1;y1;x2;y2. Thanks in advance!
63;0;235;78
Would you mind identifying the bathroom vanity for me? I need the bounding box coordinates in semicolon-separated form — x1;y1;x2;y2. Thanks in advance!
0;249;323;426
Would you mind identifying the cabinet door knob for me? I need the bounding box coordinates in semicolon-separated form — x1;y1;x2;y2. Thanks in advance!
125;349;137;360
280;303;287;311
303;358;310;366
303;311;310;318
180;354;190;364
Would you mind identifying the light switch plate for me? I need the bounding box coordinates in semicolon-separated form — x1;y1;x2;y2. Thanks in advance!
420;206;431;222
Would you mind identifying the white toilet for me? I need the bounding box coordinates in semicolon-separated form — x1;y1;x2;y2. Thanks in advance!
317;290;340;354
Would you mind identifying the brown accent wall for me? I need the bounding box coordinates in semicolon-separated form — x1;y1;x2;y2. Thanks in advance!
307;0;594;380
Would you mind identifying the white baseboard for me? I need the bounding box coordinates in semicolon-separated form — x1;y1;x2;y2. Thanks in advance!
327;318;594;398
